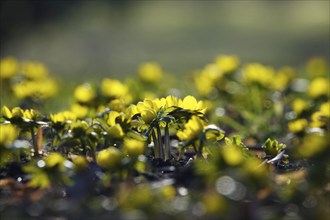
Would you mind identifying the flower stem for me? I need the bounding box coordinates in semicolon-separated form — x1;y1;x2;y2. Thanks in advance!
251;85;262;114
30;126;39;157
152;129;160;158
164;123;170;161
156;125;164;160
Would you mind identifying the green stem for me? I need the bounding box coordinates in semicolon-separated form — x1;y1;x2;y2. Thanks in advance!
164;123;170;161
30;126;39;157
156;125;164;160
251;85;262;114
152;129;160;158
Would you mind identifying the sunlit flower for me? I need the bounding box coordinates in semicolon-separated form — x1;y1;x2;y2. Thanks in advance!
179;95;207;113
0;57;18;79
0;124;19;147
288;119;308;134
194;64;224;96
20;61;48;79
73;83;96;103
102;78;129;98
70;103;89;118
45;153;66;170
108;99;126;112
1;106;38;122
291;98;309;115
96;147;122;169
242;63;275;87
306;57;328;78
307;77;329;98
298;134;327;158
12;78;58;100
138;62;163;83
123;138;146;157
310;102;330;128
272;66;295;91
215;55;240;73
72;155;88;171
176;116;205;141
107;111;125;138
50;111;77;124
222;145;244;166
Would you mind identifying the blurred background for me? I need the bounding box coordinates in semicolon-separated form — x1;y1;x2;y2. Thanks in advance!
1;0;329;81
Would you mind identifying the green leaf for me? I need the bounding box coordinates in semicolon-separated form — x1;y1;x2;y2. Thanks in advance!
127;129;148;141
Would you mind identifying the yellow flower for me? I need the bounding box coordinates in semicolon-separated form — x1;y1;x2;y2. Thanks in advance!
71;104;89;118
12;78;58;100
194;63;224;96
288;119;308;134
291;98;309;115
50;111;77;124
138;62;163;83
310;103;330;128
1;106;37;121
180;95;207;113
176;116;205;141
242;63;275;87
194;72;214;96
123;138;146;157
298;134;327;158
215;55;240;73
1;106;13;119
74;83;96;103
272;67;295;91
108;124;125;138
0;124;19;147
307;77;329;98
320;102;330;116
306;57;328;78
21;61;48;79
106;111;125;138
136;99;161;124
0;57;18;79
72;155;88;171
96;147;122;169
102;78;129;99
45;153;66;169
222;145;244;166
108;99;126;112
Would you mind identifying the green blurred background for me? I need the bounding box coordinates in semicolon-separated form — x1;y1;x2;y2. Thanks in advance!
1;0;329;81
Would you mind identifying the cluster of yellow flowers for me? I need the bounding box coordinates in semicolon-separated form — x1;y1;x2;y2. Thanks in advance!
0;57;58;100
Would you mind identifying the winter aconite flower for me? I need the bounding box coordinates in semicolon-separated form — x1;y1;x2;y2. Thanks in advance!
305;57;328;78
272;66;295;91
0;57;18;79
74;83;96;104
307;77;329;98
123;138;146;157
96;147;122;170
107;111;125;138
20;61;48;80
291;99;310;116
288;119;308;134
215;55;240;74
310;102;330;129
101;78;131;101
176;116;205;141
0;124;19;147
138;62;163;83
242;63;275;87
12;78;58;100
